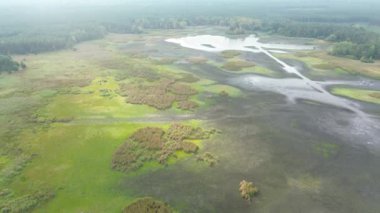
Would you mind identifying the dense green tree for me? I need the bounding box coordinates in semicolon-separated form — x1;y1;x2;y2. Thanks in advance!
0;55;21;73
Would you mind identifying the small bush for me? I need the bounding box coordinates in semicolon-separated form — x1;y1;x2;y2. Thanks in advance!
239;180;258;202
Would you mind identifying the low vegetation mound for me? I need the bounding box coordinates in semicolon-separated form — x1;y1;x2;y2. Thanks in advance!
112;124;215;173
222;60;255;71
177;73;200;83
369;92;380;99
177;100;199;111
187;56;208;64
123;197;173;213
0;190;55;213
221;50;241;58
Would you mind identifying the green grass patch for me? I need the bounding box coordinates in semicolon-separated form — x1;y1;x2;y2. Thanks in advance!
278;51;380;79
11;122;146;212
331;87;380;104
0;32;221;212
244;66;278;77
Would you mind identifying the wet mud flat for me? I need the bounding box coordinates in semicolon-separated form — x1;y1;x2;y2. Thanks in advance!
118;31;380;212
121;90;380;212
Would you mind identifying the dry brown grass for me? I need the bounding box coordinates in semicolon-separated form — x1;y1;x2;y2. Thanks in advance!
119;78;199;110
177;100;199;111
29;78;92;90
369;92;380;99
119;79;177;110
187;56;208;64
169;82;197;95
177;73;200;83
123;197;173;213
166;123;194;142
222;60;256;71
293;51;380;79
130;127;166;150
112;142;142;172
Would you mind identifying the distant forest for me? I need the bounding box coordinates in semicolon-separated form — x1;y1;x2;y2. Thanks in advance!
0;3;379;71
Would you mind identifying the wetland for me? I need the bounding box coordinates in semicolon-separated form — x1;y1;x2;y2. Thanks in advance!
1;1;380;212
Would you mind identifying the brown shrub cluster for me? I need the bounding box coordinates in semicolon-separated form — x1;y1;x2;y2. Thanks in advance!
123;197;173;213
181;142;199;153
112;124;213;173
0;190;55;213
169;82;197;96
120;79;176;110
130;127;166;150
177;100;199;111
114;64;160;82
127;69;160;82
112;141;143;172
119;78;199;110
166;123;194;142
177;73;200;83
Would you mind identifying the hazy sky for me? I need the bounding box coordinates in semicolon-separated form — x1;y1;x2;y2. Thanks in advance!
1;0;379;8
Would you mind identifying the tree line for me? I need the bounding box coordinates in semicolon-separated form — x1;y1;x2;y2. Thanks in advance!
260;21;380;62
1;16;379;64
0;24;106;55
